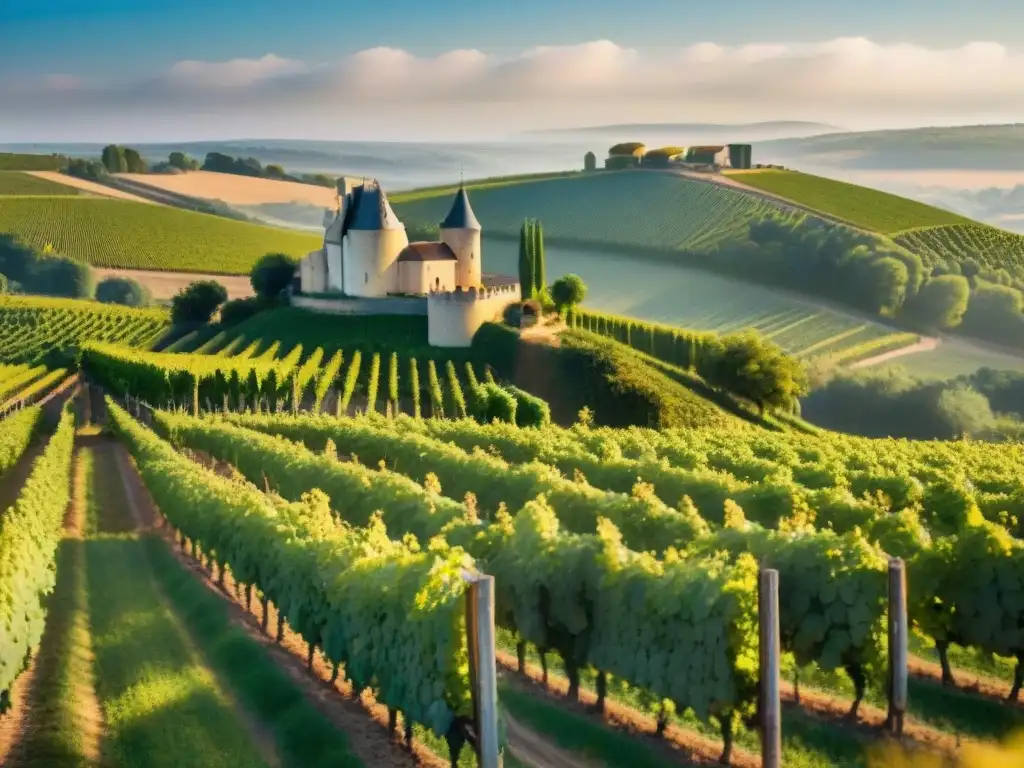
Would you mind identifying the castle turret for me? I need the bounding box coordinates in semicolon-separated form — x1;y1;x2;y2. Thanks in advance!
440;183;482;289
341;179;408;297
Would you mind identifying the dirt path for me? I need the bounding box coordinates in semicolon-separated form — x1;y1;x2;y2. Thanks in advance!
26;171;156;204
849;336;941;369
94;268;254;301
496;651;760;768
504;710;599;768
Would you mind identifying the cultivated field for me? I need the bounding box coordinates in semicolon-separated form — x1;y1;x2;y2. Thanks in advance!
392;171;779;252
120;170;340;207
28;171;156;204
725;169;976;233
0;197;321;274
93;268;254;301
0;171;81;196
893;223;1024;271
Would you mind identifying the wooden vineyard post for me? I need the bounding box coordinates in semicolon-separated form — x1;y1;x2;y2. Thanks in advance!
464;572;500;768
759;569;781;768
887;558;908;736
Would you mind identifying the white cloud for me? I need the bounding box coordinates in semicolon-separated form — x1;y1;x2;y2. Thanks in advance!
6;38;1024;140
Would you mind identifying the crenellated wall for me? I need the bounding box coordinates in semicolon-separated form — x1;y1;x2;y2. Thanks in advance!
427;283;522;347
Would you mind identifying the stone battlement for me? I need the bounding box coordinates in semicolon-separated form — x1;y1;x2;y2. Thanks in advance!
427;282;521;304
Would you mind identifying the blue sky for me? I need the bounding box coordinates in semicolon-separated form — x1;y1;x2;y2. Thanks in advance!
3;0;1024;142
3;0;1020;79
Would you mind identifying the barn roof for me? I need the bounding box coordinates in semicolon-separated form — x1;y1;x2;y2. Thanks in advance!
440;184;481;231
397;241;457;262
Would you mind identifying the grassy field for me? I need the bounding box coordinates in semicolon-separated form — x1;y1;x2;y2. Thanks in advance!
392;171;778;252
0;197;321;274
0;172;81;196
726;169;975;232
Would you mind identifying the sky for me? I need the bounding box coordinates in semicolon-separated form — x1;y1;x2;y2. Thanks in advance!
3;0;1024;142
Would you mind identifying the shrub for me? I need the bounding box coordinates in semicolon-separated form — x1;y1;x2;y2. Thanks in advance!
96;276;150;307
171;280;228;324
27;255;95;299
905;275;970;330
219;296;263;327
504;384;551;427
250;253;298;302
470;382;517;424
704;331;808;414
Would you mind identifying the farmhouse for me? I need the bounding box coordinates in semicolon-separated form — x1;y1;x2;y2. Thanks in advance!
295;179;521;347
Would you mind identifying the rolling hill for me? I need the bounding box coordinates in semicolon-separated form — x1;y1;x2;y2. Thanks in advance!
0;195;321;274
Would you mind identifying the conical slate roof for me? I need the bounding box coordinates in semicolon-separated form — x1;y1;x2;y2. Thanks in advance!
347;179;404;231
440;184;481;231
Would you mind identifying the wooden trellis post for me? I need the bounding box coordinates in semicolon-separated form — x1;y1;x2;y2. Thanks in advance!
464;571;500;768
759;568;781;768
887;558;908;735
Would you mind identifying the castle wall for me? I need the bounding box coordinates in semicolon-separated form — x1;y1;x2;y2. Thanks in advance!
343;228;408;297
440;228;483;288
399;260;456;294
299;249;328;293
292;294;427;315
427;283;521;347
325;242;344;292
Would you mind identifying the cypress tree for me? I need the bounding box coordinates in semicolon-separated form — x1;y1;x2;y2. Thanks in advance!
518;220;534;299
533;220;546;296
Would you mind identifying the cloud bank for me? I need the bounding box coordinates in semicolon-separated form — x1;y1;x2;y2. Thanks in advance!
5;38;1024;141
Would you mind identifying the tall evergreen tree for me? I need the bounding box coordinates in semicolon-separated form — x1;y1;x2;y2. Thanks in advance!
518;219;535;299
533;220;546;296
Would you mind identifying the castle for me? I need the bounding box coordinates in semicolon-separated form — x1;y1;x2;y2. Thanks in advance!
295;179;521;347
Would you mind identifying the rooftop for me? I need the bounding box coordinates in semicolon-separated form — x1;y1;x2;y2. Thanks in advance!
397;241;457;262
347;179;404;231
440;184;481;231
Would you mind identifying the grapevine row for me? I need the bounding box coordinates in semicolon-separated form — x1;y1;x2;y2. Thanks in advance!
0;403;76;713
106;398;478;752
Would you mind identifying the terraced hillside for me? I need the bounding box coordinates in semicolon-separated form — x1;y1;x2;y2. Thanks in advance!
392;171;781;252
0;196;321;273
893;223;1024;271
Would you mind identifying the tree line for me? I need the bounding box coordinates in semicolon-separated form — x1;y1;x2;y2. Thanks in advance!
715;212;1024;352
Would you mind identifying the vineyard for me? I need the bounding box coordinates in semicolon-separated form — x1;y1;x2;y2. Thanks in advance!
727;169;974;233
392;171;779;252
0;153;67;172
0;296;169;364
894;223;1024;271
0;197;321;274
0;171;82;197
124;402;1024;763
567;306;917;364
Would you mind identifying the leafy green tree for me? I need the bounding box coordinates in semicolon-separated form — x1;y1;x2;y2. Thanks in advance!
171;280;228;324
551;274;587;315
27;255;95;299
250;253;298;301
906;275;970;330
100;144;127;173
960;281;1024;346
855;255;908;315
705;331;808;414
936;385;994;438
265;164;286;178
168;151;199;171
123;147;147;173
96;276;150;307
